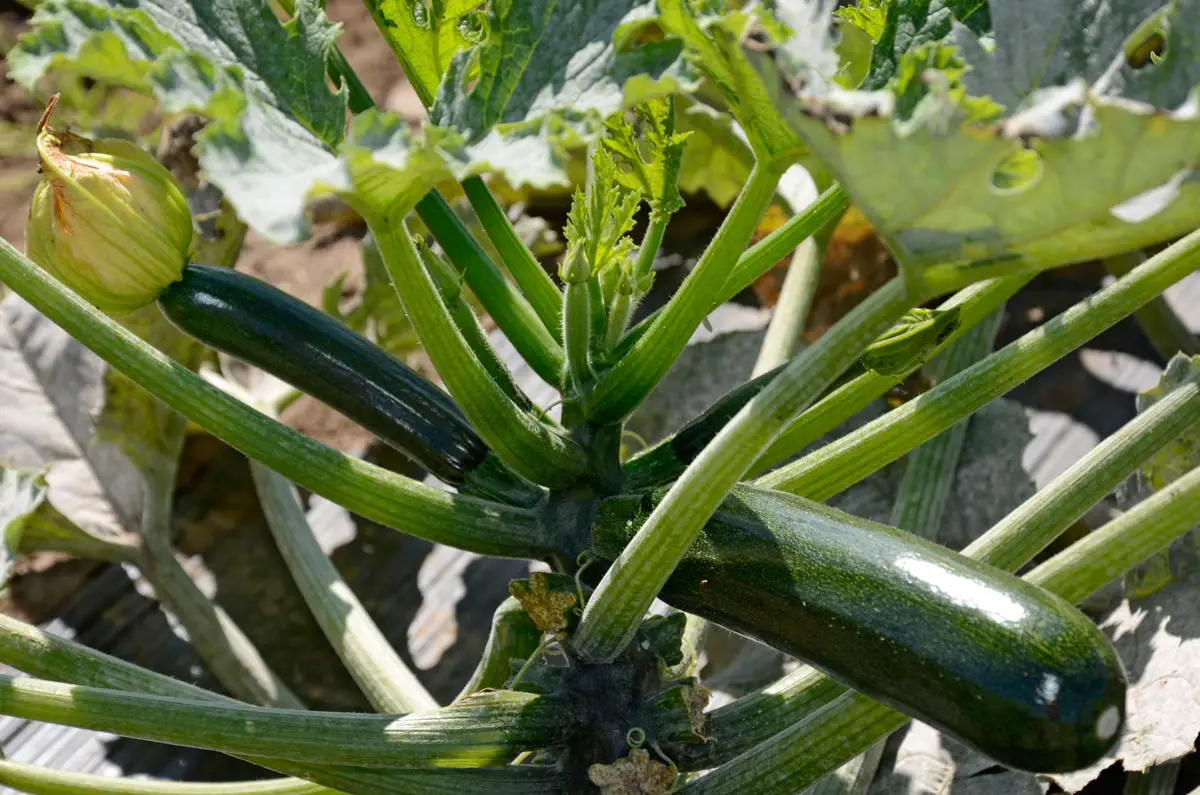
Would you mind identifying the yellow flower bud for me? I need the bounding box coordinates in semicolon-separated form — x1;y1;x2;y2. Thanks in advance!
26;101;192;315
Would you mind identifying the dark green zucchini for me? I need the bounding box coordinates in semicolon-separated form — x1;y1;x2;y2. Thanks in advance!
592;484;1126;773
159;264;538;505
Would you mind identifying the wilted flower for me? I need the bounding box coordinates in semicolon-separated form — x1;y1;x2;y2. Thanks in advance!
26;98;192;314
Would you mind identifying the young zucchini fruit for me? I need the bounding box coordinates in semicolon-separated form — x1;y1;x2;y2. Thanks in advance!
591;484;1126;773
159;264;539;505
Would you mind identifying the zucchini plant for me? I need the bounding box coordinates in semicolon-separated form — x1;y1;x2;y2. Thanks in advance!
1;1;1200;793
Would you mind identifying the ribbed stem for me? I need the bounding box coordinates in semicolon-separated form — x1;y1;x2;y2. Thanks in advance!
139;533;303;709
719;184;849;309
456;597;542;701
964;367;1200;572
752;235;823;376
759;229;1200;498
0;236;552;559
563;279;595;394
751;275;1030;475
572;278;911;662
462;176;562;338
0;676;571;769
136;426;302;710
0;759;326;795
587;162;788;423
0;615;563;794
613;183;851;357
252;463;437;714
347;223;585;487
1104;252;1200;359
1027;463;1200;603
415;192;565;385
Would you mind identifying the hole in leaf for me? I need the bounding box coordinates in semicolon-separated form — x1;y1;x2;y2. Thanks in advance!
990;147;1042;194
1123;9;1169;69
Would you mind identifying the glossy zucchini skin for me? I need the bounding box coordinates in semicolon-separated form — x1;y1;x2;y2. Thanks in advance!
159;264;489;487
592;484;1126;773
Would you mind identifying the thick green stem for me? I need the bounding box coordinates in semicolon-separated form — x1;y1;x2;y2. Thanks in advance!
751;275;1031;476
614;183;852;357
1027;463;1200;603
456;596;542;701
371;223;585;487
889;309;1004;537
587;163;788;423
964;366;1200;572
720;184;850;309
415;237;537;415
139;533;303;709
0;675;571;769
0;236;552;559
415;192;565;385
606;214;670;352
0;760;326;795
461;176;562;338
1104;252;1200;359
0;615;563;794
759;229;1200;498
751;235;823;376
252;463;437;714
563;279;595;394
135;420;302;710
572;278;912;662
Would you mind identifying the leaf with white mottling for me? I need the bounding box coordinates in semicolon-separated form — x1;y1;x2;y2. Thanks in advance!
953;0;1200;112
432;0;690;140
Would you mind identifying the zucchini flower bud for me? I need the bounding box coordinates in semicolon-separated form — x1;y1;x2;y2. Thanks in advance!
26;100;192;314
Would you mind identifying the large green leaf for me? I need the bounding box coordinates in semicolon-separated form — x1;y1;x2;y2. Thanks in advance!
858;0;990;91
363;0;484;107
654;0;809;166
9;0;349;242
431;0;691;140
765;0;1200;295
954;0;1200;111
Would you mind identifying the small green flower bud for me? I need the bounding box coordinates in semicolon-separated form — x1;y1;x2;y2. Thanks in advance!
558;245;591;285
26;101;192;315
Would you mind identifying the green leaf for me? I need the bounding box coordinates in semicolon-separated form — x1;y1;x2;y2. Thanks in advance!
675;98;754;208
774;72;1200;293
654;0;808;165
953;0;1200;112
12;0;347;146
363;0;485;108
431;0;692;140
860;0;991;91
10;0;349;243
602;96;690;218
564;148;641;279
